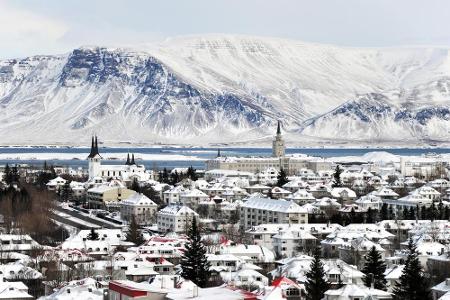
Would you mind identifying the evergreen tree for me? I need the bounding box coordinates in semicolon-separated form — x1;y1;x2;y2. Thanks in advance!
87;228;99;240
170;170;180;185
444;206;450;221
393;239;431;300
402;206;409;220
162;168;170;184
180;218;211;287
408;206;416;220
276;168;288;187
366;207;374;223
10;166;19;183
380;203;389;220
60;180;72;202
3;164;12;184
332;165;343;188
126;215;144;245
438;201;444;219
186;166;198;181
362;246;387;290
429;202;438;221
130;178;141;193
388;205;394;219
305;247;330;300
420;206;427;220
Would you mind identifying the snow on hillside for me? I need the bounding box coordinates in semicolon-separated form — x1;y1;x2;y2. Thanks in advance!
1;35;450;146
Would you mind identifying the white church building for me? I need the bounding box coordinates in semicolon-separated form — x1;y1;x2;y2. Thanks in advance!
87;136;154;183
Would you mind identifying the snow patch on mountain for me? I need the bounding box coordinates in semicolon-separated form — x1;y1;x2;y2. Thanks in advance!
1;35;450;146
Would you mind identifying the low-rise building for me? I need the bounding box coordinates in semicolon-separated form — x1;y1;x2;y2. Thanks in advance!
156;205;199;233
240;197;308;230
120;193;158;225
87;185;136;209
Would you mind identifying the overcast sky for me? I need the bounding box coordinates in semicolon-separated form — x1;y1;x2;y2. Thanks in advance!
1;0;450;58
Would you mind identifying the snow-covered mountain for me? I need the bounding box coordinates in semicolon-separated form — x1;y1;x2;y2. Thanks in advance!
1;35;450;146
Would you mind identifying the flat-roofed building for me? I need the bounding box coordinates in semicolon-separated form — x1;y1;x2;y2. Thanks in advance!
240;196;308;230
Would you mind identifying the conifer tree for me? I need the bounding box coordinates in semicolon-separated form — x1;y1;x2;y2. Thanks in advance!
438;201;444;219
445;206;450;221
186;166;198;181
380;203;389;220
3;164;12;184
170;170;180;185
408;206;416;220
162;168;170;184
402;206;409;220
130;178;141;193
428;202;438;221
388;205;394;219
332;165;343;188
87;228;99;240
276;168;288;187
10;165;19;183
393;239;430;300
305;247;330;300
126;215;144;245
366;207;374;223
362;246;387;290
180;218;211;287
60;180;72;202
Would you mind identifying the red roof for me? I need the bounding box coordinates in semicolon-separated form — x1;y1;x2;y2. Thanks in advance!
271;277;301;288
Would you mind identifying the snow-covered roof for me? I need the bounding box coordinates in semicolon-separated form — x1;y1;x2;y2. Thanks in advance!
241;197;307;213
41;278;105;300
324;283;392;299
330;187;357;199
121;193;157;206
373;187;399;197
157;205;198;217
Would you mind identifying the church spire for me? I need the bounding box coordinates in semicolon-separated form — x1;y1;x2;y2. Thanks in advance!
94;136;100;156
217;148;221;157
131;153;136;165
125;153;130;165
277;120;281;135
88;135;102;159
88;136;95;158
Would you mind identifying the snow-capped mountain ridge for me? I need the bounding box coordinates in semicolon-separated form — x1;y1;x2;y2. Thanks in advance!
1;35;450;146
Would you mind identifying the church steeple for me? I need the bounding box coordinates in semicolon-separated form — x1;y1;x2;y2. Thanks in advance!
272;121;285;157
87;135;102;179
88;136;95;158
88;136;101;158
125;153;131;165
131;153;136;165
217;148;221;157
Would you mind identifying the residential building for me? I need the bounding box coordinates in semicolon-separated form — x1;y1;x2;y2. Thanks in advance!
156;205;198;233
120;193;158;225
87;185;136;209
240;196;308;230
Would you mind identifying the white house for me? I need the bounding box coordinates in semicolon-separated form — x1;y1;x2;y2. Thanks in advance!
120;193;158;225
156;205;199;233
